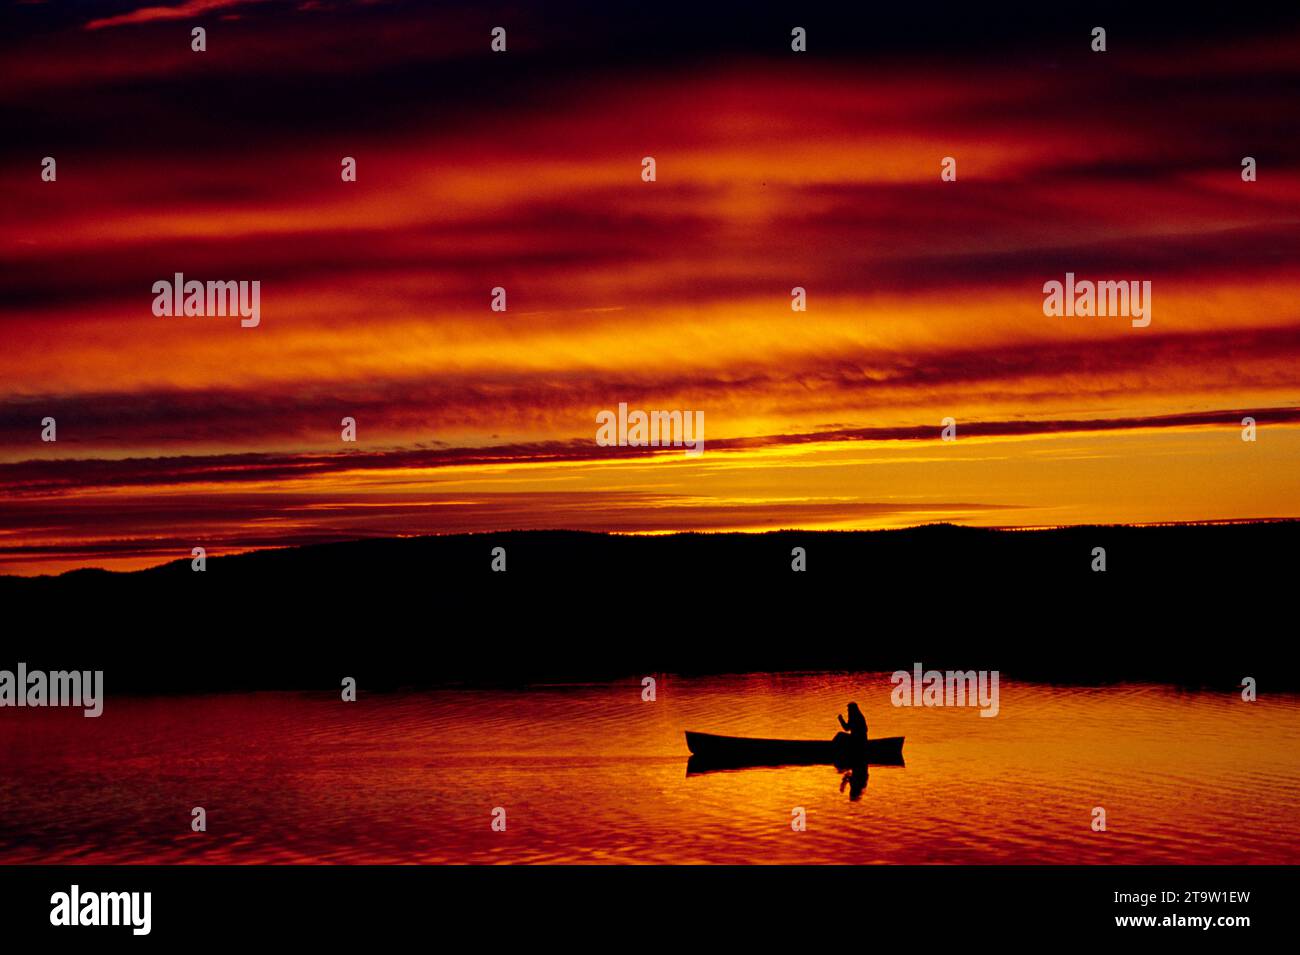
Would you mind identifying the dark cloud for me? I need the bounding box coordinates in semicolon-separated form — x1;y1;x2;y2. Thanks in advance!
3;403;1296;497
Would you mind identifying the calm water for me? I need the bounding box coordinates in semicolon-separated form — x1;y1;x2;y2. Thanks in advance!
1;673;1298;863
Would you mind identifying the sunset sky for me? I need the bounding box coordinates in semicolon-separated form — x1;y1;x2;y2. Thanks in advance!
2;2;1298;574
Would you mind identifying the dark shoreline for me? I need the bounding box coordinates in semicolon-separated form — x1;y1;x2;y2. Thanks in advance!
2;523;1295;690
0;662;1283;694
3;520;1295;581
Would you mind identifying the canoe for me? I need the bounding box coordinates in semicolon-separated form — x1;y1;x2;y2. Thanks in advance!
684;730;904;768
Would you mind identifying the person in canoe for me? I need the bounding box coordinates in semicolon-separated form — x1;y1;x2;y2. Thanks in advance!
834;702;867;756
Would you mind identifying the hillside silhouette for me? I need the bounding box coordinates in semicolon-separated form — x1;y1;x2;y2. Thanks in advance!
1;523;1294;689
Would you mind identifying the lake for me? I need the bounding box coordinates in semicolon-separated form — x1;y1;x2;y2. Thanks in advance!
1;672;1297;863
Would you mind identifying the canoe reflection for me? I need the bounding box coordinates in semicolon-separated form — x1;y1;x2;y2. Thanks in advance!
685;753;904;773
684;757;897;801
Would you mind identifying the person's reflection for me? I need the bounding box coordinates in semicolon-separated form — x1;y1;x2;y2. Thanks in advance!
839;763;868;801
